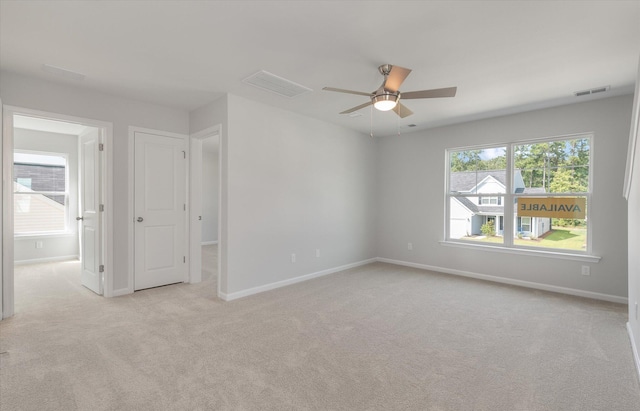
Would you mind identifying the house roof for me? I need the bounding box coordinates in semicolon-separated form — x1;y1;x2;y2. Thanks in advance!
453;197;506;215
450;170;507;193
451;169;546;215
523;187;546;194
455;196;479;213
1;2;638;137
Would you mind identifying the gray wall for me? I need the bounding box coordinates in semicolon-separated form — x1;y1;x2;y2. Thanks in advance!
190;94;378;297
1;71;190;292
13;128;79;262
626;61;640;376
377;95;633;299
223;94;377;296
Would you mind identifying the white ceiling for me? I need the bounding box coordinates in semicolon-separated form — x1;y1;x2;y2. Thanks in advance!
1;1;639;137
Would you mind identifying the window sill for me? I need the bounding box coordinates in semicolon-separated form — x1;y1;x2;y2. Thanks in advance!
439;240;601;263
14;232;75;240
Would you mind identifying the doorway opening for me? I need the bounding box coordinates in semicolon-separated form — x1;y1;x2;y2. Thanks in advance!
189;125;221;297
2;107;113;318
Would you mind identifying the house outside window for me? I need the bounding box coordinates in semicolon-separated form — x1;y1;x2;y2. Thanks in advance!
480;196;500;205
446;134;591;254
13;151;69;235
519;216;532;233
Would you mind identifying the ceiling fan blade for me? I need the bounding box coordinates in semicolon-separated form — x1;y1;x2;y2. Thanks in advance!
323;87;372;97
401;87;457;99
384;65;412;92
393;102;413;118
339;101;373;114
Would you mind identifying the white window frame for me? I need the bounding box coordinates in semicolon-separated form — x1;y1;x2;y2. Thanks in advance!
13;149;70;236
444;133;595;260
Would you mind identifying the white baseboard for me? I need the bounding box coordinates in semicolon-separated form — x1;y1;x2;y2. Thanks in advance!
111;287;133;297
201;241;218;245
376;257;628;304
628;322;640;383
14;255;79;265
219;258;378;301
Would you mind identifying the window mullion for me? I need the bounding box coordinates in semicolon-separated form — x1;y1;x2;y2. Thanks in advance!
503;144;514;247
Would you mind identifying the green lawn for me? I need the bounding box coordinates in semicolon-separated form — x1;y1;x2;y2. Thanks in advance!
465;227;586;251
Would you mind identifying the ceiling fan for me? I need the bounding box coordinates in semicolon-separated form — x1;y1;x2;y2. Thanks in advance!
323;64;457;118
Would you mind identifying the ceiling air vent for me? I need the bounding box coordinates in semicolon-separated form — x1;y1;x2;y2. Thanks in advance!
243;70;312;98
574;86;610;97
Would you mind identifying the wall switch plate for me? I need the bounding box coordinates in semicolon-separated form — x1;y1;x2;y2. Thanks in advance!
408;242;413;251
291;253;296;263
581;265;590;276
36;241;43;249
316;249;320;258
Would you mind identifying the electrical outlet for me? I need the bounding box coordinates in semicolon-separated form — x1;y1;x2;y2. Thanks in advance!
408;242;413;251
291;253;296;263
581;265;590;276
316;249;320;258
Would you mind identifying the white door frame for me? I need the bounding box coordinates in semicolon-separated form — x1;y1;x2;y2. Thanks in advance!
1;97;4;320
1;106;114;318
189;125;221;290
127;127;189;294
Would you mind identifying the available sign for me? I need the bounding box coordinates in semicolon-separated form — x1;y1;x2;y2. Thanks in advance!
518;197;586;219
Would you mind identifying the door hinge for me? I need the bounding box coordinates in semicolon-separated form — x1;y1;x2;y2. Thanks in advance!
99;143;104;151
99;204;104;212
184;203;186;211
183;256;186;263
182;150;186;159
99;265;104;273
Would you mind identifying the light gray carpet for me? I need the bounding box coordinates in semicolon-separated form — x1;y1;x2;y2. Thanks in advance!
1;247;639;410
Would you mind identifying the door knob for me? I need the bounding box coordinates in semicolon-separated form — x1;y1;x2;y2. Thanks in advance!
137;217;144;222
76;216;83;221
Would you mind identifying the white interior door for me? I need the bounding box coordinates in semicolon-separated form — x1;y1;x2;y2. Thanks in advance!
134;132;186;290
79;128;102;294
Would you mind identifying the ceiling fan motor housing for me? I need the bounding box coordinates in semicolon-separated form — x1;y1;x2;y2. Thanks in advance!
372;91;400;111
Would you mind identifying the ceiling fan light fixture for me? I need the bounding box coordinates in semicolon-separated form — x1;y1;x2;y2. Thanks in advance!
372;93;399;111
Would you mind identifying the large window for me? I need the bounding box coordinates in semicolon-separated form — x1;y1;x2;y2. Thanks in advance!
13;151;69;235
446;135;591;254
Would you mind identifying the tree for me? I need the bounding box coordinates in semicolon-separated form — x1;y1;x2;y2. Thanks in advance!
450;150;482;171
481;220;495;236
549;168;587;227
515;141;569;189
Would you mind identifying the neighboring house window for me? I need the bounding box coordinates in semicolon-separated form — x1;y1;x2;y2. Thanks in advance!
519;217;532;233
446;135;591;254
13;151;69;235
480;196;500;205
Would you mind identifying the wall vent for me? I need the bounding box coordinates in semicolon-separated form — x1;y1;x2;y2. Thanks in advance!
574;85;610;97
243;70;312;98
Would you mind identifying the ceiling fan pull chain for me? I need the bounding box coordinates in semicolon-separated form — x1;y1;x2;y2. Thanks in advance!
370;105;374;138
397;106;401;136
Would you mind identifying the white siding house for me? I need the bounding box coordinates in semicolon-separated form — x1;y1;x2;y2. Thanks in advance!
449;170;551;239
